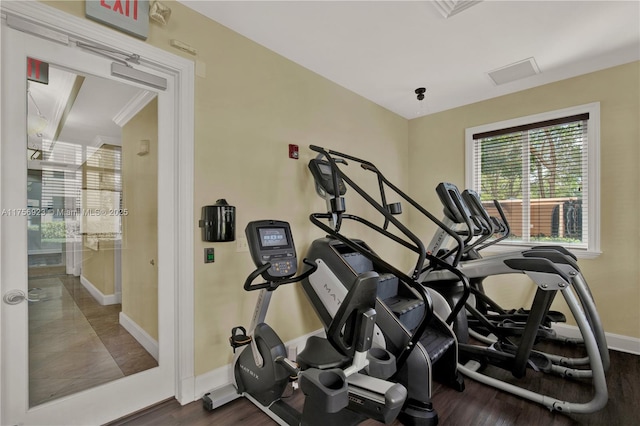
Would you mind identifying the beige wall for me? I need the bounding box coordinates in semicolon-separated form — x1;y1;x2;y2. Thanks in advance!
121;98;159;340
81;239;115;295
42;1;409;375
188;13;409;375
43;2;639;376
81;144;120;296
408;62;640;339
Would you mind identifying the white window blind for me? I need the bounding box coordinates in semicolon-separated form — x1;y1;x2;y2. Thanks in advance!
82;144;122;237
466;103;600;256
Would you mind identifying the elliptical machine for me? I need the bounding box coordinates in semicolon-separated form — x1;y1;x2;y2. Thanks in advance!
204;220;408;425
420;182;609;414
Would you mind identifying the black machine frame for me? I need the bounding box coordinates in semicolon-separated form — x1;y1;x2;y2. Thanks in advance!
304;145;608;415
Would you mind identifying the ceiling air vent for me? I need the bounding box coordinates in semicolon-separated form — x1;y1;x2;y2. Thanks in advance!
432;1;484;18
487;57;541;85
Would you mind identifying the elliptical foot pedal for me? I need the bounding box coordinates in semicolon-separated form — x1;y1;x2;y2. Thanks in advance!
229;326;252;352
527;351;553;373
515;308;567;325
494;342;553;373
544;310;567;324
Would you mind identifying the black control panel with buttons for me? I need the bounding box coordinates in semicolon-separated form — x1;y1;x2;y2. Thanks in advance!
246;220;297;280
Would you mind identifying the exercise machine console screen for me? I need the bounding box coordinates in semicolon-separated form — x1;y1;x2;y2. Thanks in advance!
308;158;346;196
246;220;297;279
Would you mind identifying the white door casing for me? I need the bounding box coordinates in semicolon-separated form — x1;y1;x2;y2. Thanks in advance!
0;2;195;425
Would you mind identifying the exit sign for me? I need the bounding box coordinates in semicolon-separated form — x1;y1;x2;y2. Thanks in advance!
86;0;149;40
27;57;49;85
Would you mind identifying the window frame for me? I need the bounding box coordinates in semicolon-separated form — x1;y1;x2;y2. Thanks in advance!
465;102;601;259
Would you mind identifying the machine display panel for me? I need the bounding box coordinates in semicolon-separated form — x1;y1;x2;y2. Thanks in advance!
318;163;332;176
258;227;290;249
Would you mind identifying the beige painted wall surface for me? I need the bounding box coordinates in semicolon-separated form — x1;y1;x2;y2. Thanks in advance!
121;99;159;340
81;144;120;296
44;0;638;373
188;16;409;375
42;1;410;374
81;238;115;295
408;62;640;339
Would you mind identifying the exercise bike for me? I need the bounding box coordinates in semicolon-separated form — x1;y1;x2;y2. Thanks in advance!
204;220;407;425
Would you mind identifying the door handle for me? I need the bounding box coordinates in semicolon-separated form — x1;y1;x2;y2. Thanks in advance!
3;289;38;305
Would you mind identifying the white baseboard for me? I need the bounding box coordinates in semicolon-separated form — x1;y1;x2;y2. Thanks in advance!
80;275;121;305
119;311;159;361
552;323;640;355
193;328;325;407
176;375;196;406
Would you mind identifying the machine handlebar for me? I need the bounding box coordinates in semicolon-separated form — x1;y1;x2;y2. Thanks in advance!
244;258;318;292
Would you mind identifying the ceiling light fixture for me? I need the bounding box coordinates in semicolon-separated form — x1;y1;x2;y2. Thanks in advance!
414;87;427;117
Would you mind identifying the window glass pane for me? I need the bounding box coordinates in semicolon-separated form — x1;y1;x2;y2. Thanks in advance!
82;145;122;239
528;122;585;244
475;119;587;247
479;133;523;200
478;133;524;242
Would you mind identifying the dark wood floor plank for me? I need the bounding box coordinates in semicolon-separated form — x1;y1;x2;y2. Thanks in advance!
107;347;639;426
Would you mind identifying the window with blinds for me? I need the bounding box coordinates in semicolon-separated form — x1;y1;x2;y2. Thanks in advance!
465;103;600;255
38;141;84;216
82;144;122;238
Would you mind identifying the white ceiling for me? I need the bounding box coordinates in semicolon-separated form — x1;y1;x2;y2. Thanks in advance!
56;73;139;146
179;0;640;119
27;64;147;171
28;66;144;150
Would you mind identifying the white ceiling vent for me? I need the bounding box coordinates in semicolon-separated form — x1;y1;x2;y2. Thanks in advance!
432;1;484;18
487;58;541;85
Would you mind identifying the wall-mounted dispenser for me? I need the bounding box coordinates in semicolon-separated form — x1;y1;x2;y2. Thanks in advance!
199;199;236;242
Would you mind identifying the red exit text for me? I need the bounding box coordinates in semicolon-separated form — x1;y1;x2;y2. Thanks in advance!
99;0;139;21
27;57;49;85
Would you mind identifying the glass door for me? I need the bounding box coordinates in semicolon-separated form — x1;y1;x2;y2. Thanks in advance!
2;21;176;426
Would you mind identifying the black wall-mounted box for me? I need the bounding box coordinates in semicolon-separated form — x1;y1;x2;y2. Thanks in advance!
199;199;236;242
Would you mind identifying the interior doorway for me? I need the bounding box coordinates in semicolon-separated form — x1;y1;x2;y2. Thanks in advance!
25;66;161;406
1;2;195;424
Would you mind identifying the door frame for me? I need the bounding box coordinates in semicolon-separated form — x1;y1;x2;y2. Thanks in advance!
0;0;195;421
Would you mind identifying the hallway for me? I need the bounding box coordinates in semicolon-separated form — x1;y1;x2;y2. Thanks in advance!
28;272;158;406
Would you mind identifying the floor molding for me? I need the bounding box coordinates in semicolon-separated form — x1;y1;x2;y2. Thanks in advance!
80;274;121;305
193;324;640;410
119;312;159;361
553;323;640;355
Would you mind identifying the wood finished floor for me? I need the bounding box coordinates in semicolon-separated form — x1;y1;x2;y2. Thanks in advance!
28;271;158;406
108;342;640;426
